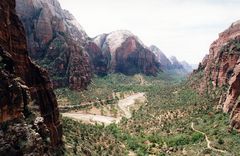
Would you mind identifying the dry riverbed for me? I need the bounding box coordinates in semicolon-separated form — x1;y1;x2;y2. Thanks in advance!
62;93;146;125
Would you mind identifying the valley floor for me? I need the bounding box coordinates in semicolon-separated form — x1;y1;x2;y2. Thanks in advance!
56;73;240;156
62;93;145;125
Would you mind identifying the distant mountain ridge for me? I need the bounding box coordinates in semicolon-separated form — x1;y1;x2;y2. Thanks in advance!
16;0;191;91
149;45;192;73
149;45;172;70
16;0;161;88
89;30;160;76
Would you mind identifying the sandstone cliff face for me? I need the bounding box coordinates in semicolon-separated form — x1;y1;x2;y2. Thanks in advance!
16;0;92;90
92;30;160;76
193;21;240;130
16;0;161;79
84;41;108;76
0;0;62;154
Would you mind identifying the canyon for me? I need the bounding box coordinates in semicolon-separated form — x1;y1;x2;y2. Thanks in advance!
0;0;240;155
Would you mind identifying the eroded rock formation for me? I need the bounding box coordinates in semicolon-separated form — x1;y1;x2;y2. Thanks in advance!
0;0;62;154
16;0;92;90
16;0;161;79
193;21;240;130
92;30;160;76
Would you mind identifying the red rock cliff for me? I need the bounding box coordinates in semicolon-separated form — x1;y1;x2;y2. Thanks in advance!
84;41;108;76
193;21;240;130
0;0;62;152
16;0;92;90
93;30;160;76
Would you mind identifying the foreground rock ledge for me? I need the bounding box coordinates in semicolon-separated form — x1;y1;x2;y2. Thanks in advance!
0;0;62;152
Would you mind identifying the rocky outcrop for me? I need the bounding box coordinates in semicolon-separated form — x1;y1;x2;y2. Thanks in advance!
92;30;160;76
193;21;240;130
16;0;92;90
0;0;62;154
0;118;51;155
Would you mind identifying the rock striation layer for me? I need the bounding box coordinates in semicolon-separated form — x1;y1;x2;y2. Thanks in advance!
193;21;240;130
0;0;62;154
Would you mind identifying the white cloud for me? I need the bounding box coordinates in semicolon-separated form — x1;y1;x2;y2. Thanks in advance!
58;0;240;64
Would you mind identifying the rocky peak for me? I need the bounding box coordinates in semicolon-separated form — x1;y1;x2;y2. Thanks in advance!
149;45;172;70
95;30;144;53
170;56;184;69
16;0;92;90
91;30;160;76
93;33;108;49
16;0;161;80
149;45;192;73
62;9;88;42
209;20;240;60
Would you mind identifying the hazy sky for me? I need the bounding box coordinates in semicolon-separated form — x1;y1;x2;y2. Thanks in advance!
58;0;240;64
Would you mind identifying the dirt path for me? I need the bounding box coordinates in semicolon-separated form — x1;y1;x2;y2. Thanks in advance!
62;93;145;125
191;122;230;155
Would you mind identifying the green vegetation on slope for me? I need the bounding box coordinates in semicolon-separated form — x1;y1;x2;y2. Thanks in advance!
58;73;240;156
56;72;185;104
63;118;127;156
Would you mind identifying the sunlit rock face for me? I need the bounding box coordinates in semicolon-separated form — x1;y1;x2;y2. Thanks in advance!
193;21;240;130
92;30;160;76
0;0;62;154
16;0;92;90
